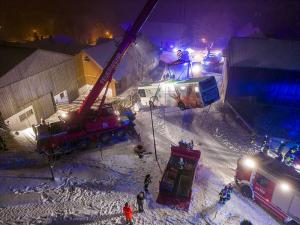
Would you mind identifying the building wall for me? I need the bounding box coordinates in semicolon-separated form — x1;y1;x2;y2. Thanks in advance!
0;50;79;130
75;51;116;97
74;52;86;88
4;105;37;131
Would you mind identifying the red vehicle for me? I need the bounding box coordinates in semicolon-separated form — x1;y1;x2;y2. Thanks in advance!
235;153;300;225
157;142;201;210
36;0;159;155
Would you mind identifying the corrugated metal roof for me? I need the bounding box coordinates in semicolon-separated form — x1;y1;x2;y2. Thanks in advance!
0;45;36;77
229;37;300;71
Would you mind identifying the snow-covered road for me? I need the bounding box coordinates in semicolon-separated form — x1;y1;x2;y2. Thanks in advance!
0;104;279;225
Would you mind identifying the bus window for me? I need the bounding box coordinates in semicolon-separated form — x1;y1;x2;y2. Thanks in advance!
138;89;146;97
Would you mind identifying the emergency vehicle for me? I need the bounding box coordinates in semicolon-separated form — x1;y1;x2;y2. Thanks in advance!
235;153;300;225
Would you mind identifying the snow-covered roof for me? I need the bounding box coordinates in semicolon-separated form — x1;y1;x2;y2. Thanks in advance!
0;45;36;77
228;37;300;71
84;40;118;69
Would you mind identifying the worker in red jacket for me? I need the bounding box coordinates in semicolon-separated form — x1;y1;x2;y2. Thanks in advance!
123;202;133;225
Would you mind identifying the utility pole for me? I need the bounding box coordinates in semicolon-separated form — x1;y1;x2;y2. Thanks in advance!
149;99;158;162
149;98;162;173
49;162;55;181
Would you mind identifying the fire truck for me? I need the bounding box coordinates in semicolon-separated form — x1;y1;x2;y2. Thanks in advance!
36;0;159;155
235;153;300;225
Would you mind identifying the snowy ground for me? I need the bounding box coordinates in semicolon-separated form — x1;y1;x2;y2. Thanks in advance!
0;103;279;225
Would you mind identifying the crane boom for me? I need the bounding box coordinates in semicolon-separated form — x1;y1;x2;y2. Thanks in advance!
77;0;159;116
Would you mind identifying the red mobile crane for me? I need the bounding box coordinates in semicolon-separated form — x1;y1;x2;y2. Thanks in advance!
36;0;159;155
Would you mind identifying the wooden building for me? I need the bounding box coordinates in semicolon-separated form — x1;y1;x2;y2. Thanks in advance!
0;45;79;130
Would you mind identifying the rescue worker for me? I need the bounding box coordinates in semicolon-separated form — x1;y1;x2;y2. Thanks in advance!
261;135;270;155
134;144;145;158
284;148;297;167
0;135;7;151
189;140;194;150
178;157;185;170
136;191;145;213
277;140;285;155
277;153;283;162
219;184;232;204
240;219;253;225
218;188;227;204
144;174;152;194
225;183;233;193
123;202;133;225
38;119;50;137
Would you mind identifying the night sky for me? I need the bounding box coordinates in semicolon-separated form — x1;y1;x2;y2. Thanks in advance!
0;0;299;43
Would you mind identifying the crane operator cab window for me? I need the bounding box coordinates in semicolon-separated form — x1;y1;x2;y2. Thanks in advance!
100;106;115;117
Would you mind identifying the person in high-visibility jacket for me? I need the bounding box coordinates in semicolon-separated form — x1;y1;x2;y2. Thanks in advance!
123;202;133;225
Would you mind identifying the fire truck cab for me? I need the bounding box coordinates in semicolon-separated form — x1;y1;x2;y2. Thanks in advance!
235;153;300;225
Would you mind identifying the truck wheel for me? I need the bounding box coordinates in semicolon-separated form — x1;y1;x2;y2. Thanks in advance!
178;101;186;110
100;133;111;144
287;220;299;225
115;130;125;139
241;185;253;199
127;127;138;138
78;139;90;150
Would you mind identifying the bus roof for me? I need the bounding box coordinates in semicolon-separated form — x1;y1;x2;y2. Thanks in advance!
138;76;214;88
176;76;213;84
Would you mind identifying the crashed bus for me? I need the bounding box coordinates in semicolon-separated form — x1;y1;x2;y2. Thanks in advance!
137;76;220;110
